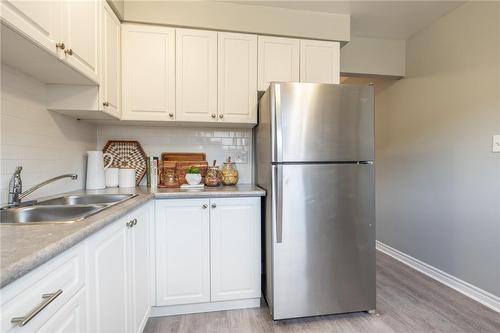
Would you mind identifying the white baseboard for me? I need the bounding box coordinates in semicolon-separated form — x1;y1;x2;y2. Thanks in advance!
376;241;500;313
150;298;261;317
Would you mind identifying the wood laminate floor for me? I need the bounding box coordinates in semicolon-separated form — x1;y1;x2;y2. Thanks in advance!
144;252;500;333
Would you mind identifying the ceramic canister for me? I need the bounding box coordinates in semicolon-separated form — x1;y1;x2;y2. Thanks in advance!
105;168;119;187
119;168;136;188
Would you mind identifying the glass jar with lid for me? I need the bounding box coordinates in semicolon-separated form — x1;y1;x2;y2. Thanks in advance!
221;157;238;185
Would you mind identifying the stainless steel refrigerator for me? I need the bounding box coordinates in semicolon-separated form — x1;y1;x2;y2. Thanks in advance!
255;82;375;320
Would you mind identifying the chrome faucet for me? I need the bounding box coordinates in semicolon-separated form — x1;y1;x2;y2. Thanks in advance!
7;166;78;206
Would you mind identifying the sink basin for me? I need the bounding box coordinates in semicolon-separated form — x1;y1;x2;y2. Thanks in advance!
38;194;136;206
0;205;105;224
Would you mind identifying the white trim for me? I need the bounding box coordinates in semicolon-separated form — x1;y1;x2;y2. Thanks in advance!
376;241;500;313
150;298;261;317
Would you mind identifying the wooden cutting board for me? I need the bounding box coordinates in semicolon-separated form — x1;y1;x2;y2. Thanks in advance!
161;152;206;162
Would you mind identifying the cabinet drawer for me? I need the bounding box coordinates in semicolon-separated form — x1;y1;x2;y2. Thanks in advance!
0;245;85;332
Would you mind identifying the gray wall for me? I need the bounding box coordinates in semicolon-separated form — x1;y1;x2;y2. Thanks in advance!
375;1;500;297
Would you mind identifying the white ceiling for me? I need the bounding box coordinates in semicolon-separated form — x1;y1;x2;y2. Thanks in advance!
226;1;465;39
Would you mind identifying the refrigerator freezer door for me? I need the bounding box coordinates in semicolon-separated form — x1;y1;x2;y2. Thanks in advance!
272;163;375;320
273;83;374;163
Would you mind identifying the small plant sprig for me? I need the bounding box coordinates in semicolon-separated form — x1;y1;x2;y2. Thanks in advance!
186;166;200;174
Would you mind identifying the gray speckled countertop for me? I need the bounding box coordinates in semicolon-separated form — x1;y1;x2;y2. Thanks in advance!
151;184;265;199
0;185;265;288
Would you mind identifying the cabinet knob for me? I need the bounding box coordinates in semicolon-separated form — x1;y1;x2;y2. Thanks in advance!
133;218;137;226
211;203;217;209
56;42;65;50
64;48;73;55
218;114;224;119
126;220;134;228
211;113;216;119
102;101;109;107
169;113;174;118
202;204;208;209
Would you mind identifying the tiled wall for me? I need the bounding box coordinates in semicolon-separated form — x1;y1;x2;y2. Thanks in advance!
97;125;253;184
0;65;97;204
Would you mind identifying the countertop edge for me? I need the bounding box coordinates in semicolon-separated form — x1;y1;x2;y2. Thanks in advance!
0;185;266;288
0;194;153;288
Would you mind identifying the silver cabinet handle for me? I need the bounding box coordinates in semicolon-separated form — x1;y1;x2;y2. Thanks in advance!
102;101;109;107
168;113;174;118
56;42;65;50
132;218;137;226
218;114;224;119
202;204;208;209
211;203;217;209
211;113;216;119
126;220;134;228
64;48;73;55
11;289;63;327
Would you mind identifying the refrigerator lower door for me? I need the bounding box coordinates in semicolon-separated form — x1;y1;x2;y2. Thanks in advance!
272;163;375;320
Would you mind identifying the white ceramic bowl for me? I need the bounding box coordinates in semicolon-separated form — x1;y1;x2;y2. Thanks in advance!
185;173;202;185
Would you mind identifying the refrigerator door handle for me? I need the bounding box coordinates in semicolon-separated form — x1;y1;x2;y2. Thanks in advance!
274;83;283;163
273;164;283;243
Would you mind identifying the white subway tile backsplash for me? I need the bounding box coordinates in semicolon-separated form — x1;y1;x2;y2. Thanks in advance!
0;66;256;203
97;125;253;184
0;65;97;204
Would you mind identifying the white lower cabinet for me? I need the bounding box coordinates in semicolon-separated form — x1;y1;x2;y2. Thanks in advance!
154;197;261;314
36;289;87;333
87;203;150;333
210;198;261;302
129;205;151;332
86;214;130;333
0;245;86;333
155;199;210;306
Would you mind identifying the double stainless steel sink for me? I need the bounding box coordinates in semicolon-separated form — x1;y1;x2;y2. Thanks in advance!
0;194;137;225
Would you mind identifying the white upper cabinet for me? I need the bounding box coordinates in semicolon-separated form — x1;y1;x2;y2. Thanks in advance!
100;1;121;118
258;36;300;91
122;24;176;121
176;28;217;122
155;199;211;306
210;198;261;302
61;0;99;82
300;40;340;84
218;32;257;124
0;0;62;54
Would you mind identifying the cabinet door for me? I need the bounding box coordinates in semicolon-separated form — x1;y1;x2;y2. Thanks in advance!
87;220;129;333
300;40;340;84
100;1;121;118
128;207;150;333
0;0;62;55
122;24;176;121
61;0;99;82
210;198;261;302
176;29;217;122
155;199;210;306
218;32;257;124
37;289;87;333
258;36;299;91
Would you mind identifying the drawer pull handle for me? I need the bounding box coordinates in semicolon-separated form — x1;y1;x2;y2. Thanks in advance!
133;218;137;226
11;289;63;327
